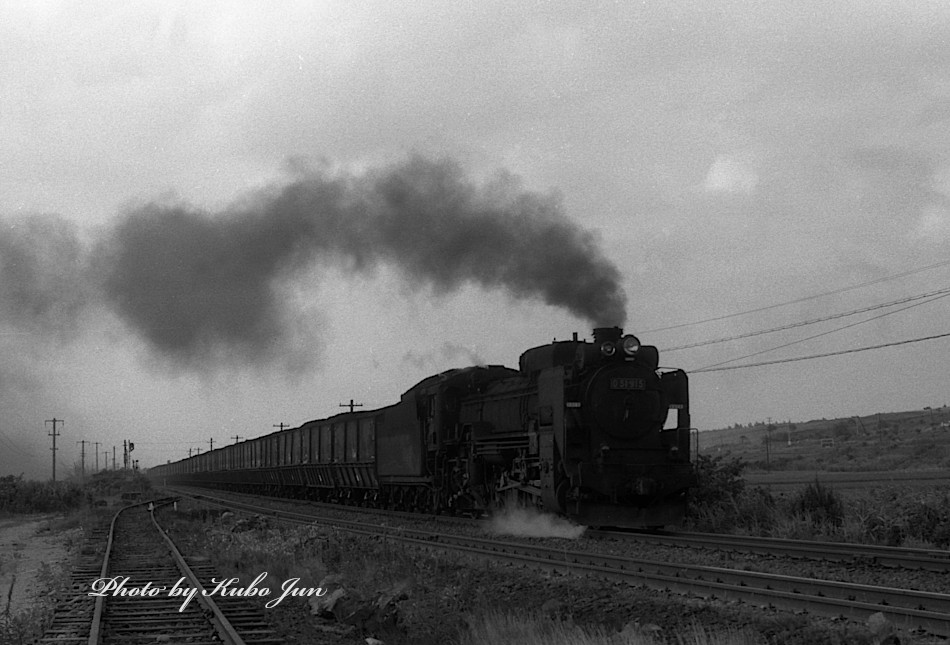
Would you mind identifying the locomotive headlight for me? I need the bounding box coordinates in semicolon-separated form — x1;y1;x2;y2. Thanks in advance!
621;335;641;355
600;342;616;356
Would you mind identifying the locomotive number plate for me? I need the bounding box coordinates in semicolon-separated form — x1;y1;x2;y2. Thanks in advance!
610;377;646;390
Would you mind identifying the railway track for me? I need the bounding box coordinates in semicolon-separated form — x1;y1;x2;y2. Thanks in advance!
38;498;282;645
592;529;950;572
745;469;950;491
169;485;950;573
175;489;950;637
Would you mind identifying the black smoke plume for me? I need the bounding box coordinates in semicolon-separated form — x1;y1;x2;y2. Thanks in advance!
6;157;627;369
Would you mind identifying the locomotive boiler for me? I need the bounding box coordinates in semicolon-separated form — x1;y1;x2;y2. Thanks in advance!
149;327;694;528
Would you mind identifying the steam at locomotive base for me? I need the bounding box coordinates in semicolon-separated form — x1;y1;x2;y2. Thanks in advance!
1;155;626;371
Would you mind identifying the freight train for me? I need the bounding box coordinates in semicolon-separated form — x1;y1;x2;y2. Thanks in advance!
148;327;694;527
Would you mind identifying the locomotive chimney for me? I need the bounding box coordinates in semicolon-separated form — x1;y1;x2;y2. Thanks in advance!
593;327;622;344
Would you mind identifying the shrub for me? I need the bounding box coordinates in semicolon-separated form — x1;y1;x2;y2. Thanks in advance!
788;480;844;527
689;454;746;509
0;475;84;514
900;495;950;548
687;455;777;534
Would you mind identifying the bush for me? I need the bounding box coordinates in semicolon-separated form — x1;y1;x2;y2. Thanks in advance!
900;495;950;547
0;475;84;514
689;454;746;509
687;455;777;534
788;480;844;527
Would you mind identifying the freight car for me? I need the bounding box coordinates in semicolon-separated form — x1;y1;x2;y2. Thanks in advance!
148;327;694;527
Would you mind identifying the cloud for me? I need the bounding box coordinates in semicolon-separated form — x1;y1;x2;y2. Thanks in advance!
703;154;759;194
912;205;950;240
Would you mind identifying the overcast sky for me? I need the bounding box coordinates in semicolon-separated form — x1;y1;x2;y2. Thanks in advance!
3;1;950;478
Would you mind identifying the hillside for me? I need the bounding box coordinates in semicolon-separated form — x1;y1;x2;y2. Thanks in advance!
699;406;950;472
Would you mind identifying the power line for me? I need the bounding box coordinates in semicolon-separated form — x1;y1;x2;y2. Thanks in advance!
664;286;950;352
645;257;950;333
695;291;950;371
0;429;41;463
692;331;950;373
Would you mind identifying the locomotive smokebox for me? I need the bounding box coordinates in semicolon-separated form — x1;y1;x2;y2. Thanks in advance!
593;326;623;344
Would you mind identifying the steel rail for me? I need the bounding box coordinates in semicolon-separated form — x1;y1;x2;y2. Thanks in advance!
590;529;950;572
87;498;249;645
170;485;950;572
87;498;177;645
146;505;248;645
405;536;950;635
179;490;950;636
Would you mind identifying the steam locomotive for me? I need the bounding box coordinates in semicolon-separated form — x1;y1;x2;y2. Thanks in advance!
148;327;694;527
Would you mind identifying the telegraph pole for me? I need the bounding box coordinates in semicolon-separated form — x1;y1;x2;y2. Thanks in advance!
273;423;289;432
77;439;88;481
209;437;214;452
45;418;63;482
94;441;101;472
232;435;243;444
112;446;116;470
339;399;363;413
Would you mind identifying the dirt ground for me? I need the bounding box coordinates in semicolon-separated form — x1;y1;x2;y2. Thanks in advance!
0;515;74;615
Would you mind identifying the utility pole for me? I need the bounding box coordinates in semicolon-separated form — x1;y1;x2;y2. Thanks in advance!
94;441;101;472
339;399;363;413
209;437;214;452
273;423;289;432
112;445;116;470
232;435;243;444
123;440;128;469
45;418;63;482
77;439;88;481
